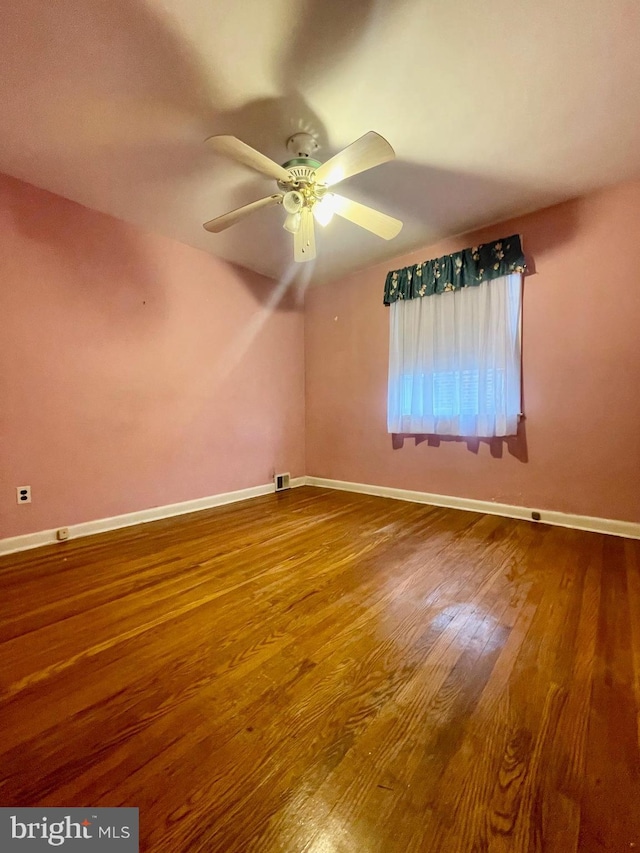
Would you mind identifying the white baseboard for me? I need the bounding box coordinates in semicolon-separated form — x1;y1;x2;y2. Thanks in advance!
305;477;640;540
3;474;637;557
0;477;307;557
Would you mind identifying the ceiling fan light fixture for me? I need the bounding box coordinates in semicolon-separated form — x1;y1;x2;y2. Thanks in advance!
283;190;304;214
313;194;337;227
283;211;301;233
202;131;402;263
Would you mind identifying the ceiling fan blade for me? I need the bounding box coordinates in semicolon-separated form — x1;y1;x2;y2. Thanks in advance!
206;135;291;182
294;208;316;262
314;132;395;188
331;194;403;240
203;194;282;233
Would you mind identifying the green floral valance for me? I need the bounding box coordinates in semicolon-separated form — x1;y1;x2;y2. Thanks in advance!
383;234;526;305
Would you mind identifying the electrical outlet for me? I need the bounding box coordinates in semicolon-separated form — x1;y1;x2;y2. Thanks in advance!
56;528;70;541
16;486;31;505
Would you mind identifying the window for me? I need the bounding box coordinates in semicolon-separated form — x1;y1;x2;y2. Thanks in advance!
401;368;507;419
388;273;522;437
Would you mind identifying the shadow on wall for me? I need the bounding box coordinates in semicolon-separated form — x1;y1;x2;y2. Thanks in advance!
361;155;583;264
392;419;528;462
0;3;395;206
0;0;224;179
0;174;166;331
0;0;410;303
0;0;580;296
0;0;215;324
209;0;404;158
210;153;583;294
200;0;409;285
230;260;307;313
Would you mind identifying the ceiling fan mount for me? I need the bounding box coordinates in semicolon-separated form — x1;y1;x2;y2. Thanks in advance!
285;131;320;160
203;130;403;263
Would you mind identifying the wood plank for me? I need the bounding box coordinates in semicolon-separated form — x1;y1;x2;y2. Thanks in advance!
0;487;638;852
578;536;640;850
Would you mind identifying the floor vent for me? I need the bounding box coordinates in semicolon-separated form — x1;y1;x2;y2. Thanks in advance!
274;472;291;492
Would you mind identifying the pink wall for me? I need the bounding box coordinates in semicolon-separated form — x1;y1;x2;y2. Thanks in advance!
305;178;640;523
3;174;639;539
1;174;305;538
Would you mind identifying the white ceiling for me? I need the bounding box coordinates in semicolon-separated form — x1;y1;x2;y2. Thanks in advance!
2;0;640;284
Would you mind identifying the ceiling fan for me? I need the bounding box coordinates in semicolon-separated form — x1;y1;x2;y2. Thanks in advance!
202;131;403;262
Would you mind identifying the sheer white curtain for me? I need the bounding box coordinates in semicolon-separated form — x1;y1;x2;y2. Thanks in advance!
387;273;522;436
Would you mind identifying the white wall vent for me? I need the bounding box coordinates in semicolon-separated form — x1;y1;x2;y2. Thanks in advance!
274;472;291;491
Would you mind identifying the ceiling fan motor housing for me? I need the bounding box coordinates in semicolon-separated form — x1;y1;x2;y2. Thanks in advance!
278;158;322;190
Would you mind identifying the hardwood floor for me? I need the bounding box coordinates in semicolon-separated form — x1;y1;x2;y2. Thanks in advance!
1;487;639;852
